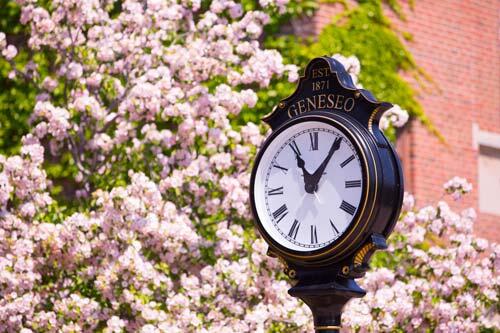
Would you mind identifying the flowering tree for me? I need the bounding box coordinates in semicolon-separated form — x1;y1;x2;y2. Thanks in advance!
0;1;310;332
0;1;498;332
344;186;499;332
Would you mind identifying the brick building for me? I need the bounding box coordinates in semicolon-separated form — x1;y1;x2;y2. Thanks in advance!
305;1;499;241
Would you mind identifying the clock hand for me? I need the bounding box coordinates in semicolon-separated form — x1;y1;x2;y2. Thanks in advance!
291;149;314;191
309;137;342;191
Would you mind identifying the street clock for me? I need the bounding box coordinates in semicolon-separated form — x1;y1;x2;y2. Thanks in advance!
249;56;404;332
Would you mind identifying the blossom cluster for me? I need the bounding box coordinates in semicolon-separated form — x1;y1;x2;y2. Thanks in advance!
379;104;410;131
332;54;410;132
331;53;362;88
0;0;497;332
343;184;499;332
0;0;307;332
0;152;311;332
443;176;473;200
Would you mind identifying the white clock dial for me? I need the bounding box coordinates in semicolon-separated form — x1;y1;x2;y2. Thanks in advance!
254;120;364;252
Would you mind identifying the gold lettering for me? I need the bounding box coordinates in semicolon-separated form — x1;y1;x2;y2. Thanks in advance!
327;94;335;108
286;93;355;118
312;69;319;79
344;97;355;112
335;95;345;110
306;97;316;112
318;94;326;109
297;100;306;114
287;104;298;118
311;67;330;79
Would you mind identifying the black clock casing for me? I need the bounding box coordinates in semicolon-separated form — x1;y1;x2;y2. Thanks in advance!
250;110;403;268
248;56;404;332
250;56;403;272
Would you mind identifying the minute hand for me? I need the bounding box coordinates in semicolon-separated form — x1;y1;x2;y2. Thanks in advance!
310;137;342;190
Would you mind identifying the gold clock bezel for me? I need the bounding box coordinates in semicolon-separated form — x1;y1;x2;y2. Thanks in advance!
250;113;380;265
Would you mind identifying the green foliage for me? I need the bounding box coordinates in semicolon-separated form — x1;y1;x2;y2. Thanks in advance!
0;1;58;154
245;0;440;141
235;1;319;124
0;0;435;177
0;2;34;154
311;0;438;139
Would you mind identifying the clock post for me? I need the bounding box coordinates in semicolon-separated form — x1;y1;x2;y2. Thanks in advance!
249;56;404;332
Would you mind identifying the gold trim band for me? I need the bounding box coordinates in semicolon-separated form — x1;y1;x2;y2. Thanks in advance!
252;114;379;264
315;325;341;330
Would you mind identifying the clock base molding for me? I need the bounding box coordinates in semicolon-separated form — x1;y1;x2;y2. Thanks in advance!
282;234;386;332
289;277;366;333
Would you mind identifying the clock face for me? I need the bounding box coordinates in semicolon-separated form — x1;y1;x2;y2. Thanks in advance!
253;119;365;252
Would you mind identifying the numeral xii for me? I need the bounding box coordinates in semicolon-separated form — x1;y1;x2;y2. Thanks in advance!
309;132;318;151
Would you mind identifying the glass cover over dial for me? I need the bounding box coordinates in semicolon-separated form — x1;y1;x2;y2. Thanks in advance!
253;120;364;252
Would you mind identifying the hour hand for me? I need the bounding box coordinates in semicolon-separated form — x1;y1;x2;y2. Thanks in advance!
289;142;313;182
294;152;311;178
295;154;317;193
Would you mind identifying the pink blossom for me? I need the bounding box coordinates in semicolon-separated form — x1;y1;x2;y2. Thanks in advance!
2;45;18;60
66;62;83;80
379;104;410;130
444;176;473;200
0;1;497;332
0;32;6;50
41;77;57;91
332;53;361;87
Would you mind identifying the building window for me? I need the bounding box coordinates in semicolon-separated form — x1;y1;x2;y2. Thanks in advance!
474;124;500;215
478;146;500;215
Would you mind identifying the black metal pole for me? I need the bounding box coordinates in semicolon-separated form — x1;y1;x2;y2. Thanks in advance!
315;327;340;333
313;313;341;333
288;277;365;333
312;311;341;333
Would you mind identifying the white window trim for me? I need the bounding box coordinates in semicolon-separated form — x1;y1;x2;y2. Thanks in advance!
472;123;500;150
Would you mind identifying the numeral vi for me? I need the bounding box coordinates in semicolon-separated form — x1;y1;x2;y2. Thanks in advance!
310;225;318;244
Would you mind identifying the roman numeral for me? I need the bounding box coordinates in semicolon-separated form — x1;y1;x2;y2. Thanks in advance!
273;163;288;173
340;155;355;168
309;132;319;151
330;219;339;234
310;225;318;244
345;180;361;188
288;219;300;239
272;204;288;223
267;186;284;196
339;200;356;215
289;140;301;156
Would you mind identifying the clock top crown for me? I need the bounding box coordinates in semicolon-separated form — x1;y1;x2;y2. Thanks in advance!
262;56;393;140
